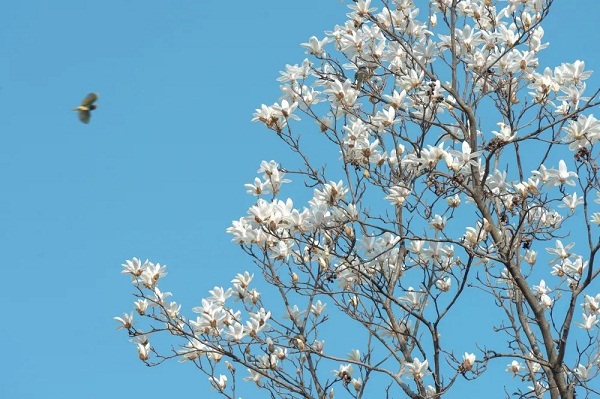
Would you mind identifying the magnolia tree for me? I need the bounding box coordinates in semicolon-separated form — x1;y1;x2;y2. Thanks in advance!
115;0;600;398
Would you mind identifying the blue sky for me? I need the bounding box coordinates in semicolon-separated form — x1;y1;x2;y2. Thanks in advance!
1;1;600;398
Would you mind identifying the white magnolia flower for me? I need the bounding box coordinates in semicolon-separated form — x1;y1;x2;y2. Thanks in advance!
446;194;461;207
462;353;476;371
559;192;583;212
134;299;149;315
546;240;574;264
209;374;228;390
333;364;354;382
435;277;451;292
574;364;591;381
386;185;411;206
582;294;600;314
114;312;134;330
310;300;327;316
347;349;361;362
300;36;330;56
226;322;246;341
524;250;537;266
137;342;150;361
429;214;447;231
506;360;522;376
244;369;263;386
405;358;429;380
121;257;144;277
533;280;550;296
577;313;598;330
492;122;516;141
546;160;578;186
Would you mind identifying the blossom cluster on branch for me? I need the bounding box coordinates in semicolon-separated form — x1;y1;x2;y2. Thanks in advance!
116;1;600;398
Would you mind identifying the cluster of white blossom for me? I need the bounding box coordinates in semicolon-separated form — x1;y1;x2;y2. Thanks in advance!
230;168;356;252
116;258;297;383
245;0;600;395
117;1;600;397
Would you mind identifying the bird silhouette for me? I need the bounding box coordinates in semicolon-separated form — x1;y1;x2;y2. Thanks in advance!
73;93;98;124
354;66;372;90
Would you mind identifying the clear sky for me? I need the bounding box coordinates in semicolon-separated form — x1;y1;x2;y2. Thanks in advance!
1;1;600;398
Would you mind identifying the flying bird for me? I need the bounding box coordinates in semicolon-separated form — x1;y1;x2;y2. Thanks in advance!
73;93;98;124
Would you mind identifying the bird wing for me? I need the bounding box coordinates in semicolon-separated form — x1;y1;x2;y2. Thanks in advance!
78;110;91;124
80;93;98;107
